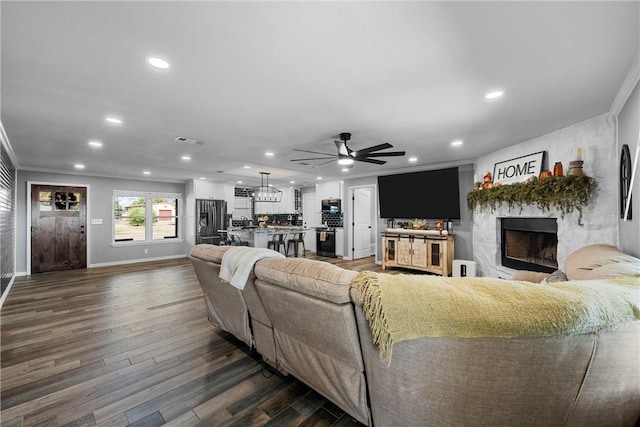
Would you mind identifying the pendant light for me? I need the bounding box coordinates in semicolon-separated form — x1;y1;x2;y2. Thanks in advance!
253;172;282;202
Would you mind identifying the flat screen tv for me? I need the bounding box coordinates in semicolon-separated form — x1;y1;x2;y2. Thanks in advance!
378;167;461;219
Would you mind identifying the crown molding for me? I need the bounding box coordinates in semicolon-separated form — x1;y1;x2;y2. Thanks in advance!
611;51;640;117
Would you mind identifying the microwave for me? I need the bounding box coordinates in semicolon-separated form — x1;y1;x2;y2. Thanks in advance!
321;199;341;213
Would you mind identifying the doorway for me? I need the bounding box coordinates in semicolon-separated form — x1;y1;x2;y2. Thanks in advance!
351;186;375;260
302;192;319;253
31;184;87;273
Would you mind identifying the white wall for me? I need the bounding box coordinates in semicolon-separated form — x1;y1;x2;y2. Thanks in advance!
473;114;618;277
16;170;186;274
617;80;640;257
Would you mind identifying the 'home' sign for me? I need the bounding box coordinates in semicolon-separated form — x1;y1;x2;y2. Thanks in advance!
493;151;545;185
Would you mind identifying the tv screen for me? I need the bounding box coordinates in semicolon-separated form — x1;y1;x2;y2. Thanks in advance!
378;167;461;219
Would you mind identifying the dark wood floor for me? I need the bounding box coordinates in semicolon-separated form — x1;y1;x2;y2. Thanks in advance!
1;253;381;427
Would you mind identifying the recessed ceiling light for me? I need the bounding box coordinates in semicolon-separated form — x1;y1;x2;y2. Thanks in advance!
88;140;102;148
338;158;354;165
484;90;504;100
199;177;206;180
408;156;418;162
74;164;85;169
105;117;123;124
317;177;323;180
265;152;274;157
244;165;251;169
147;57;170;69
181;156;191;160
289;180;295;184
143;171;151;175
342;168;350;172
451;140;463;147
237;180;243;184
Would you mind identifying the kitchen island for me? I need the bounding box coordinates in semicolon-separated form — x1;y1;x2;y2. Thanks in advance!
226;227;310;250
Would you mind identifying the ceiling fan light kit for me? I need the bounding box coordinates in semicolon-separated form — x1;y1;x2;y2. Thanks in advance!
291;132;406;167
253;172;282;202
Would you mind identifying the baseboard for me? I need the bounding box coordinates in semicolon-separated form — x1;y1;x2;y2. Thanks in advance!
88;254;187;268
0;275;16;308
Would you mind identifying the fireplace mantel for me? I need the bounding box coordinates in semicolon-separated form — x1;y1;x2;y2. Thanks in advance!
467;175;597;225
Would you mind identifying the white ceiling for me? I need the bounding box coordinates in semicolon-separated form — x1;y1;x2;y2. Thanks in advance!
2;1;638;187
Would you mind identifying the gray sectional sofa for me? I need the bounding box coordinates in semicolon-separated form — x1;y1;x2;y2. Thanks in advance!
190;244;640;427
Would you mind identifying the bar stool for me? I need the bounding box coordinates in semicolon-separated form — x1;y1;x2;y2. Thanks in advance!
267;233;287;256
287;232;306;257
228;233;249;246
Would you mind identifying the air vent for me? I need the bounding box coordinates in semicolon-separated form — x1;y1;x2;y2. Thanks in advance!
174;136;204;146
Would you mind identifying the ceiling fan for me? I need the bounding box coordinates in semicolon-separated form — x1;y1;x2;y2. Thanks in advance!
291;132;405;167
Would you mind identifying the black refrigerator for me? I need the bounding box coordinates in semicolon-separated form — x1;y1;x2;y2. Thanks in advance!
195;199;228;245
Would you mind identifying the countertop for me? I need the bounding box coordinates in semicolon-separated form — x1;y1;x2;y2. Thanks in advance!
227;226;310;234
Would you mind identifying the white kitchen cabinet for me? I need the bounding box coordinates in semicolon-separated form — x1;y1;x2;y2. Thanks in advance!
278;187;296;213
317;181;341;201
255;201;276;215
234;197;252;219
194;180;226;200
335;228;344;257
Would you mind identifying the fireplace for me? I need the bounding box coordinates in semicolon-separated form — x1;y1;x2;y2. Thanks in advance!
501;218;558;273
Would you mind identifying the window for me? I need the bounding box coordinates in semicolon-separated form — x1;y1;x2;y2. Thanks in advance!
113;191;182;243
39;191;81;211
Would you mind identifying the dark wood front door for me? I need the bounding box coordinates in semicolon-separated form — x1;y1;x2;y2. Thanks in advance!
31;185;87;273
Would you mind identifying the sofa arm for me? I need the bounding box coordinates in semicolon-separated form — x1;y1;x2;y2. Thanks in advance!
511;271;549;283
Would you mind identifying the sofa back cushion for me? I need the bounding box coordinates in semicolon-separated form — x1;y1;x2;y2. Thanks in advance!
255;257;358;303
190;244;230;264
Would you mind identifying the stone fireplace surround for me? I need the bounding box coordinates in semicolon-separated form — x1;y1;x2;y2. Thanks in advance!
472;114;618;278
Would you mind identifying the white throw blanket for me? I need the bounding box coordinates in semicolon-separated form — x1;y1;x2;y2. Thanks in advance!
219;246;285;290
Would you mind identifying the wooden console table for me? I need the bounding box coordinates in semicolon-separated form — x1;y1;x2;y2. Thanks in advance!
382;229;454;276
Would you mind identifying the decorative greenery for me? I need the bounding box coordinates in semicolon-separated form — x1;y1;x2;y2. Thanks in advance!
467;175;597;225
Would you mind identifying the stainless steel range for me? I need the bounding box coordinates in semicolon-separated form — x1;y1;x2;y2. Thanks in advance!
316;227;336;257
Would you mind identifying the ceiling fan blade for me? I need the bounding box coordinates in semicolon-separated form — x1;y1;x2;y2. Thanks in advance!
293;148;337;156
334;140;350;156
364;151;406;157
317;158;338;166
290;156;338;161
354;143;394;157
354;157;386;165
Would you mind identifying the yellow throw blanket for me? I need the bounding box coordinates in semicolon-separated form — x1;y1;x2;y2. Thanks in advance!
351;271;640;362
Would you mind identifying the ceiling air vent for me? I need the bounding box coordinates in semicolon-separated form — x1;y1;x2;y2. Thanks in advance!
174;136;204;146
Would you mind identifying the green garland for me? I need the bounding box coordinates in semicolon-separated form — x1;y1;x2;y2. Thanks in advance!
467;175;597;225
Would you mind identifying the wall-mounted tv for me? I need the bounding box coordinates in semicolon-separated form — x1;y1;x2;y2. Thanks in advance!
378;167;461;219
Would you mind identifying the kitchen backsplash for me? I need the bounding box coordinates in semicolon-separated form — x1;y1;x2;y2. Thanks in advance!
321;212;343;228
231;213;302;227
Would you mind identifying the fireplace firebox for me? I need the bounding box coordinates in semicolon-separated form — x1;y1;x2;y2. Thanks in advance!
501;218;558;273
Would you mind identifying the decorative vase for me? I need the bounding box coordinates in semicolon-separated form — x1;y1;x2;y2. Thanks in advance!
568;160;584;176
553;162;563;177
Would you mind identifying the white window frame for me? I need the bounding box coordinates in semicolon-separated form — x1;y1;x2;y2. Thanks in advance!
112;190;183;246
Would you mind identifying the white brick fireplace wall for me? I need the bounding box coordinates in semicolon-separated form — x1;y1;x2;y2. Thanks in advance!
472;114;618;278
